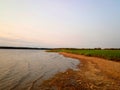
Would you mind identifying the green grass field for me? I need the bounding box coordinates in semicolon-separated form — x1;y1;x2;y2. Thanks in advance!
49;49;120;61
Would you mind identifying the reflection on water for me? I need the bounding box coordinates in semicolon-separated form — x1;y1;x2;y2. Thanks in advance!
0;49;79;90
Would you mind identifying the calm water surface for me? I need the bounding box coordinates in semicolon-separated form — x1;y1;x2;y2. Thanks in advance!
0;49;79;90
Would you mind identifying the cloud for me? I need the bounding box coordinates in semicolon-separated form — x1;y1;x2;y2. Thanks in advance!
0;37;45;47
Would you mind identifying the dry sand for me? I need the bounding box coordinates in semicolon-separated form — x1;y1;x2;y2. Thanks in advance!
40;52;120;90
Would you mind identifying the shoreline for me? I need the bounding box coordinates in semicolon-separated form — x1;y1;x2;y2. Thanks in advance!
39;52;120;90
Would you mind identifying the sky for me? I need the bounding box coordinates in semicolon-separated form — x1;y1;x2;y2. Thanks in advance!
0;0;120;48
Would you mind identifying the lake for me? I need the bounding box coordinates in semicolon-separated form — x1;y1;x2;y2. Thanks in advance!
0;49;79;90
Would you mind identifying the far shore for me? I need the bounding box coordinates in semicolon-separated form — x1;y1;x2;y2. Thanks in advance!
39;52;120;90
0;46;52;50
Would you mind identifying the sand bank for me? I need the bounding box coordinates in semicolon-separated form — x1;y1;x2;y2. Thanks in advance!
40;52;120;90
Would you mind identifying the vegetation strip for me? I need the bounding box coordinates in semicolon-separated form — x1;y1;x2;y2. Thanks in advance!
48;49;120;61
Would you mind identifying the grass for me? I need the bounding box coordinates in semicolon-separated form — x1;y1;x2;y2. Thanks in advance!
48;49;120;61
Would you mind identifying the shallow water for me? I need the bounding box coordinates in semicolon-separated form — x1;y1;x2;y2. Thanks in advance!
0;49;79;90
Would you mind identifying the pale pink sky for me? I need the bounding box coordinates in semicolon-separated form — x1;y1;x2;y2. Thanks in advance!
0;0;120;48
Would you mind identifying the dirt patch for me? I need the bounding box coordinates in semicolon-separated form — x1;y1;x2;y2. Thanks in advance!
39;52;120;90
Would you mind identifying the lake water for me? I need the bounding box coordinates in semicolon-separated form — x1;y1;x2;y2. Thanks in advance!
0;49;79;90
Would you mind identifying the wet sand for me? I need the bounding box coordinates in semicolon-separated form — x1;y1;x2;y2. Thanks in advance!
0;50;79;90
40;52;120;90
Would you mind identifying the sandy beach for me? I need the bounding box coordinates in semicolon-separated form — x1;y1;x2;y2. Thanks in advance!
40;52;120;90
